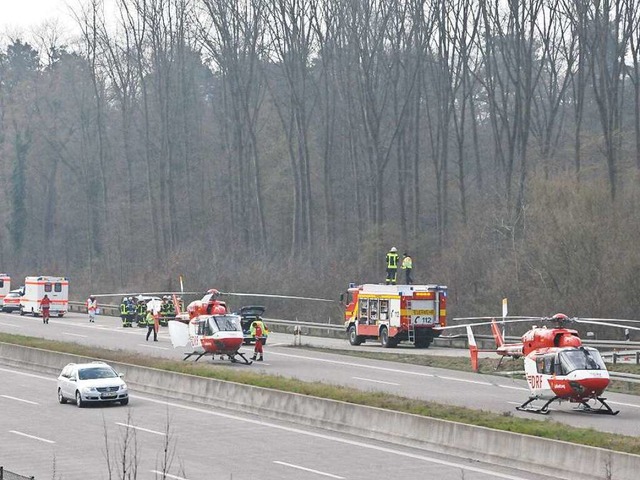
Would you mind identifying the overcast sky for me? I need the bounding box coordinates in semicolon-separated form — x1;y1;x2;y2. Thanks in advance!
0;0;118;45
1;1;75;32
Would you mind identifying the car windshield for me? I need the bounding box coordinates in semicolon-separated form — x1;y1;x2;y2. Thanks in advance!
558;348;606;373
78;366;118;380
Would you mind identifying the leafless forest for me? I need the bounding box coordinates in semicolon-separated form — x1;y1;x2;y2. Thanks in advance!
2;0;640;321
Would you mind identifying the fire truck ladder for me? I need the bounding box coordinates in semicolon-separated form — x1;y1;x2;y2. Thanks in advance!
408;322;415;343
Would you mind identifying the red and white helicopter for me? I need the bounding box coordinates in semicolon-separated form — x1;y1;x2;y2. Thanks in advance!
93;282;335;364
167;289;255;364
437;301;640;415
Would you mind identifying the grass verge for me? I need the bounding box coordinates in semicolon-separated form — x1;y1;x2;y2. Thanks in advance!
2;333;640;455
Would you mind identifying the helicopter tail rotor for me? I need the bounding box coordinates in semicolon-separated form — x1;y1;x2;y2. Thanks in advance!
490;318;505;348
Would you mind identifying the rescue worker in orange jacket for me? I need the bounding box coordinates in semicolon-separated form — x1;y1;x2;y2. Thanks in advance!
250;320;265;361
40;295;51;324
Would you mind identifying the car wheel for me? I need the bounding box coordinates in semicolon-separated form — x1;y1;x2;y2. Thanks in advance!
120;398;129;406
75;391;85;408
57;388;67;404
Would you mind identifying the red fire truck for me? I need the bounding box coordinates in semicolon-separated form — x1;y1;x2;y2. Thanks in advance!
342;283;447;348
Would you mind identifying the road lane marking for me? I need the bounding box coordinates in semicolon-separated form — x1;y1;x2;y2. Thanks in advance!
1;395;39;405
498;385;529;392
608;401;640;408
136;394;533;480
352;376;400;386
437;375;492;386
116;422;166;436
139;344;169;350
274;461;345;479
10;430;55;444
63;332;88;338
271;351;509;388
0;367;55;381
270;351;435;377
0;322;20;327
150;471;188;480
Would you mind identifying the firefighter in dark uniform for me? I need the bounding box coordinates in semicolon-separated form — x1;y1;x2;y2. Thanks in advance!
136;299;148;327
385;247;399;285
126;297;136;325
160;296;172;326
120;297;131;327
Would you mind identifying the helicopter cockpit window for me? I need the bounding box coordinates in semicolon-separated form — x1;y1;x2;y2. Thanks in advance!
209;315;241;332
559;348;606;373
536;354;556;375
197;320;212;336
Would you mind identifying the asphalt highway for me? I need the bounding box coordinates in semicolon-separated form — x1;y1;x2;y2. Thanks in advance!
0;365;556;480
1;311;639;439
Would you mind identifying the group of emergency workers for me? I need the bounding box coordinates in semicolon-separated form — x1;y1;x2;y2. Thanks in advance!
385;247;413;285
119;296;178;327
120;296;176;327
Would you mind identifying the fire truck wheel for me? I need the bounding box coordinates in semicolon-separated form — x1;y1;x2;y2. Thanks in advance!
380;327;393;348
348;326;363;346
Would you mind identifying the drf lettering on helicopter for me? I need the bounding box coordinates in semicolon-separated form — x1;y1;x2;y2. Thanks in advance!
527;374;544;390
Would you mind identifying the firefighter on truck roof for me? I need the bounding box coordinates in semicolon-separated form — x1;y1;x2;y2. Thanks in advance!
385;247;399;285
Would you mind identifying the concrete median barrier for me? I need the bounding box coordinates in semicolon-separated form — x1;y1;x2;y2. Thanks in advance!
0;342;638;480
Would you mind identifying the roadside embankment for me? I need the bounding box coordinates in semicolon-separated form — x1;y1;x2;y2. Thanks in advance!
0;341;638;480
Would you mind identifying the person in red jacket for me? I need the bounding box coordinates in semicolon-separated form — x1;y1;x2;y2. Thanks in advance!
40;295;51;324
250;321;264;361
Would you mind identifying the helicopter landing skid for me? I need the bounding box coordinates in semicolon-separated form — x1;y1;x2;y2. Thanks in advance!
182;351;208;361
575;398;620;415
515;396;557;415
228;352;253;365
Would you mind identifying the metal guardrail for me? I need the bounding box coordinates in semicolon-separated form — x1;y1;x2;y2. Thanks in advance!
69;301;640;350
0;467;34;480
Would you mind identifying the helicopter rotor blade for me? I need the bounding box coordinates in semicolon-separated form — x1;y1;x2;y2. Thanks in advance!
90;291;202;298
573;318;640;332
220;292;335;303
437;317;545;331
576;317;640;324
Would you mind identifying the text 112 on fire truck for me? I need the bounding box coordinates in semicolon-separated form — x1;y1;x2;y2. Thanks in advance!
342;283;447;348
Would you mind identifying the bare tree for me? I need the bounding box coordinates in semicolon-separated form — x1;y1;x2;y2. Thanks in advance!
263;0;318;257
199;0;269;254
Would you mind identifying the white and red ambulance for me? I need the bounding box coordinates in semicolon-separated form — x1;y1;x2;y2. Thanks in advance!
20;276;69;317
0;274;10;304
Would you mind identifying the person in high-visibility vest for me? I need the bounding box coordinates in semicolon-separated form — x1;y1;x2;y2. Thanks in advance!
385;247;399;285
402;252;413;285
120;298;131;327
250;320;267;361
136;299;147;327
145;309;159;341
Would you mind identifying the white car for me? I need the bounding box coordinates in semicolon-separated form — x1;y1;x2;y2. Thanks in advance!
57;362;129;407
2;289;23;313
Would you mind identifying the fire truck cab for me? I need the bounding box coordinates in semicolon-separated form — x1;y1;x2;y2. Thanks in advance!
342;283;447;348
